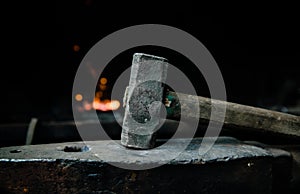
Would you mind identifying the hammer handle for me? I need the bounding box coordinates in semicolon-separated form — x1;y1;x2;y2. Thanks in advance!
165;91;300;137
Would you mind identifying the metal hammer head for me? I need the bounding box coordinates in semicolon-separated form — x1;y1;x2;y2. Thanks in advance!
121;53;169;149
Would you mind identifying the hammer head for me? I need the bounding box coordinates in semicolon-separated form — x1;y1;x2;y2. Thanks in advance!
121;53;169;149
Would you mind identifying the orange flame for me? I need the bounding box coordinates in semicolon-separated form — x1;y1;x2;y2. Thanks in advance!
80;97;120;112
92;98;120;111
76;76;120;112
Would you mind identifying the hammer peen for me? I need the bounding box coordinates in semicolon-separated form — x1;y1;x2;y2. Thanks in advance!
121;53;300;149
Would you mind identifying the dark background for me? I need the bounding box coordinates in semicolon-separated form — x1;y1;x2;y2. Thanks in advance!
1;1;299;124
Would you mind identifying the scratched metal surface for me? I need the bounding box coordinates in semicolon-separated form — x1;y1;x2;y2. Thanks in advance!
0;137;271;164
0;137;276;193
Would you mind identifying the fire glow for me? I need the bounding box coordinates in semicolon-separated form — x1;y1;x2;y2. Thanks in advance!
75;95;120;112
92;98;120;111
75;77;120;112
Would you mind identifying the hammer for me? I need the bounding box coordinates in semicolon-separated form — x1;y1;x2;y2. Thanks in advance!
121;53;300;149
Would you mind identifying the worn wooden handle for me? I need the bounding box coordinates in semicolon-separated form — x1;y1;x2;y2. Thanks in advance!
165;91;300;137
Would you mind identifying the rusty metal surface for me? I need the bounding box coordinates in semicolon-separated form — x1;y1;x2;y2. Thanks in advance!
0;137;281;193
121;53;169;149
0;158;273;194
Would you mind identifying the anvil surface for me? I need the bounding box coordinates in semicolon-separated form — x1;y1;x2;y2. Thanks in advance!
0;137;287;193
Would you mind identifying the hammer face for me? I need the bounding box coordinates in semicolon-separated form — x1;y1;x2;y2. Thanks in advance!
121;53;168;149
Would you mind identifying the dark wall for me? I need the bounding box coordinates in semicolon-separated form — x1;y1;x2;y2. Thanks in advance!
1;1;299;123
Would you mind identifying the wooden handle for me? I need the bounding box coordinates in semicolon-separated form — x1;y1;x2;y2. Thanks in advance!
165;91;300;137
